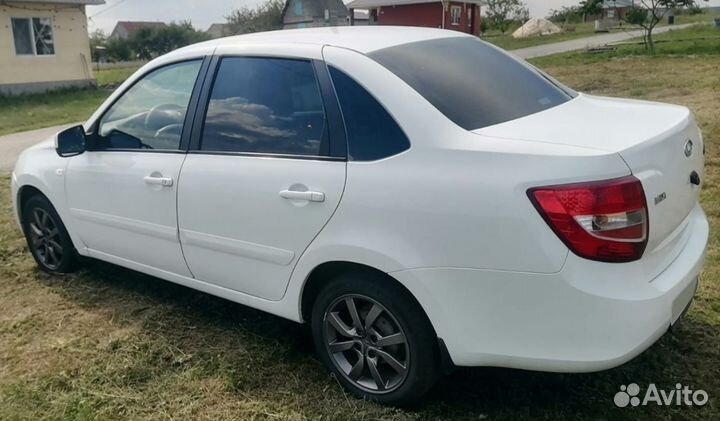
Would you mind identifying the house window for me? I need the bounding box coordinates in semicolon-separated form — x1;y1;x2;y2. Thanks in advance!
450;6;462;26
11;17;55;56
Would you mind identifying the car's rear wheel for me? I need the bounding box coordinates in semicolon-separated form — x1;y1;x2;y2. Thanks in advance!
21;194;80;274
311;272;439;406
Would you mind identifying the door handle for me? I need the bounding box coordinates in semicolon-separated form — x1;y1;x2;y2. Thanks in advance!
279;190;325;202
144;175;174;187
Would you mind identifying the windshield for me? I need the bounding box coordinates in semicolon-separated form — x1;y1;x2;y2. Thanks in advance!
369;37;575;131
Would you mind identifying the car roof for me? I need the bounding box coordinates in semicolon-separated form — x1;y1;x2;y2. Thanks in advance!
170;26;471;58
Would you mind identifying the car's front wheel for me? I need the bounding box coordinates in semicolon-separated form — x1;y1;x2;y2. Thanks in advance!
21;194;80;274
311;272;440;406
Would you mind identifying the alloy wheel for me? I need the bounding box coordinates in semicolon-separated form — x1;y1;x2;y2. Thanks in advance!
323;294;410;393
27;208;63;270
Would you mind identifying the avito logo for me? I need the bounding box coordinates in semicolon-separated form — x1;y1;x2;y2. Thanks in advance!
614;383;709;408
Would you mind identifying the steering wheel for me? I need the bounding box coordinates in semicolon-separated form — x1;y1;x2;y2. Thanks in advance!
155;124;184;139
144;103;185;132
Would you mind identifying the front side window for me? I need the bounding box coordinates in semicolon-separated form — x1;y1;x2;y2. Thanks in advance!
370;37;574;131
201;57;328;156
96;60;202;150
450;6;462;25
329;67;410;161
12;17;55;56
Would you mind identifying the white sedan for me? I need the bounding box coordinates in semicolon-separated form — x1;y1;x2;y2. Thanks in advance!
11;26;707;405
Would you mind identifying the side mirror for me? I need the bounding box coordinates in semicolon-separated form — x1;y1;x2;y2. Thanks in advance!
56;125;87;157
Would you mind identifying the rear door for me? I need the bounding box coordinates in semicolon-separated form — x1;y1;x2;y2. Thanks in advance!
178;48;347;301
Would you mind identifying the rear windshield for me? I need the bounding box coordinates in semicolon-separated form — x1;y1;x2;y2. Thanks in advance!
369;37;575;131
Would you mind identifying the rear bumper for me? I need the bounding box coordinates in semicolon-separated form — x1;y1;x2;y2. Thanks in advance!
392;204;708;372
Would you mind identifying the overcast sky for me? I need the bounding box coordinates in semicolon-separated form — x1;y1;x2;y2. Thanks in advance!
87;0;720;33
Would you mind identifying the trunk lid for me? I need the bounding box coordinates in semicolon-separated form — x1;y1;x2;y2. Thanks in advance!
475;94;704;256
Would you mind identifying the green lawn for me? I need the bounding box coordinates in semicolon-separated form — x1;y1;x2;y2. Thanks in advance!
0;27;719;421
483;11;718;51
483;21;598;50
0;66;138;137
532;23;720;67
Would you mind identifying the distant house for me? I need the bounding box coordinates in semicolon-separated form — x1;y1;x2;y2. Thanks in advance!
346;0;482;35
0;0;104;96
109;21;167;40
602;0;635;20
351;9;370;25
206;23;232;38
282;0;349;29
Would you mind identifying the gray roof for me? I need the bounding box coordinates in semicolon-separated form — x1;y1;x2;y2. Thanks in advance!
3;0;105;4
602;0;635;8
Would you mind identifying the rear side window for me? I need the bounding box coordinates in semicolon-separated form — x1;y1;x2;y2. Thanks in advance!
329;67;410;161
201;57;328;156
370;37;574;131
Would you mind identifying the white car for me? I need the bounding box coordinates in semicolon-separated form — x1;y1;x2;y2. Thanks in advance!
11;27;707;405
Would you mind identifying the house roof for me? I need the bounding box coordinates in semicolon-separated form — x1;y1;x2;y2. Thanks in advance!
110;21;167;39
113;21;167;32
602;0;635;8
345;0;480;9
2;0;105;4
206;23;232;37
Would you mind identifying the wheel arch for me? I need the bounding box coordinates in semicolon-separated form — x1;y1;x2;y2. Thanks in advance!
299;260;455;372
14;177;85;255
299;261;432;331
17;184;47;217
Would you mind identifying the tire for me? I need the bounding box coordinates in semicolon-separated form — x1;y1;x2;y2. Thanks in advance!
21;194;81;274
311;272;440;406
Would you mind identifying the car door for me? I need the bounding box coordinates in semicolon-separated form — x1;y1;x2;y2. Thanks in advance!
65;59;207;277
178;50;347;301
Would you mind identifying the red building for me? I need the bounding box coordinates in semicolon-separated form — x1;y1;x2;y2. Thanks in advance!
346;0;482;36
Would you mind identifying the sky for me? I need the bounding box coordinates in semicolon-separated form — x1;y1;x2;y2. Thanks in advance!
87;0;720;33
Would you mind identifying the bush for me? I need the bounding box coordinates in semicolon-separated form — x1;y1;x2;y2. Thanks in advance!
547;6;583;24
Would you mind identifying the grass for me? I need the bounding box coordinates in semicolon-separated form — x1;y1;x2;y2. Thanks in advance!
0;66;138;137
0;29;719;421
483;21;598;50
532;23;720;66
483;11;719;51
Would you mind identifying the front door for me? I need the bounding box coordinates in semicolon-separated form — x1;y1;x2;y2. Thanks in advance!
66;60;205;276
178;56;346;301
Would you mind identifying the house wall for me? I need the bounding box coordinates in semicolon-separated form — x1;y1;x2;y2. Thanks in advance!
0;2;95;95
375;3;443;28
373;2;480;35
284;17;349;29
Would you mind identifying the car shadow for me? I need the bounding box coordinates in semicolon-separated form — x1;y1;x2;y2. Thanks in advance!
37;259;718;419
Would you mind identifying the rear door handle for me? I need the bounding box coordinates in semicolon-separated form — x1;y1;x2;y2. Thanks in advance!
144;175;174;187
279;190;325;202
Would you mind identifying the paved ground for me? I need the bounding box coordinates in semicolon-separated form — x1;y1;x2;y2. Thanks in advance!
511;23;695;59
0;123;77;172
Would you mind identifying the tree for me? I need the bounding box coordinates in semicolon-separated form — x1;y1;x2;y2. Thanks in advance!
106;38;132;62
89;29;107;61
226;0;284;35
483;0;528;34
130;22;210;60
579;0;603;21
547;6;583;24
623;0;707;51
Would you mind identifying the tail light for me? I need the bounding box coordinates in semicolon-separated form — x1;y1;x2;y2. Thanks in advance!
528;176;648;263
